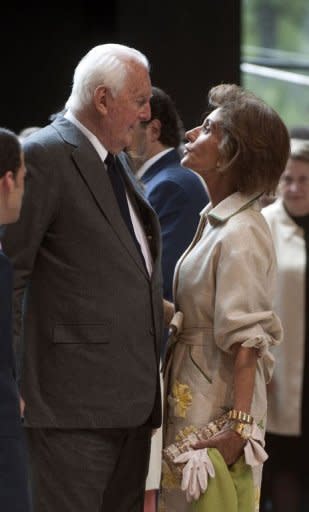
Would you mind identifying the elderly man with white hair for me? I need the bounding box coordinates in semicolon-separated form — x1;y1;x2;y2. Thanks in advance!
2;44;164;512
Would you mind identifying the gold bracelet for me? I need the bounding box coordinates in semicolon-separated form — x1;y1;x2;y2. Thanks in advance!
230;421;252;440
228;409;254;425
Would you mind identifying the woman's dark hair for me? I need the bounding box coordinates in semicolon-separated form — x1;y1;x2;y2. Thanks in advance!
208;84;290;195
0;127;22;178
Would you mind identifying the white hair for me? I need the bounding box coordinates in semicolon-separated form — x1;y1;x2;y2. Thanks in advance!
65;43;149;112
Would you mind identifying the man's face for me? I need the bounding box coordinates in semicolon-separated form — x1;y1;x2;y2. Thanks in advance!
127;121;152;171
103;62;152;154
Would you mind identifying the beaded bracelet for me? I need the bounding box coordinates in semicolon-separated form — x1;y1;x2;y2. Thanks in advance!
228;409;254;425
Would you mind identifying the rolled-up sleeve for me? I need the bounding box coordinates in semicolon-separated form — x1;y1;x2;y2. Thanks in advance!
213;218;282;375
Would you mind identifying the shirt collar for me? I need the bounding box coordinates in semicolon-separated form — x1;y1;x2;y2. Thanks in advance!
136;148;174;180
64;110;108;163
201;191;262;225
267;198;305;238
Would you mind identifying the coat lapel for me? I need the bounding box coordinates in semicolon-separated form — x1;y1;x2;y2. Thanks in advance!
52;117;149;277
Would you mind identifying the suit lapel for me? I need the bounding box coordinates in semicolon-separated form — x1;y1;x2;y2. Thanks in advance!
119;153;162;272
53;117;149;277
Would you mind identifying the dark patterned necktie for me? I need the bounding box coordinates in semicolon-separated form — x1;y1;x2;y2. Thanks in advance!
105;153;146;263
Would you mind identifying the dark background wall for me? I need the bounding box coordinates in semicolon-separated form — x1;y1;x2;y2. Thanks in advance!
1;1;240;134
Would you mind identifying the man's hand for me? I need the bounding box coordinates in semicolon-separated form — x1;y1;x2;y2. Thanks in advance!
163;299;174;327
19;395;25;418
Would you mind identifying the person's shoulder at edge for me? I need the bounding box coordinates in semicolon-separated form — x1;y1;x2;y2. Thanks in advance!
148;164;208;195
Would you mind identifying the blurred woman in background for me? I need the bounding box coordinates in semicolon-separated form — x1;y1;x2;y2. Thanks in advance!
262;138;309;512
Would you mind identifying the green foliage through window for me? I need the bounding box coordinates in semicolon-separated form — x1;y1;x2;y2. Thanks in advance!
242;0;309;129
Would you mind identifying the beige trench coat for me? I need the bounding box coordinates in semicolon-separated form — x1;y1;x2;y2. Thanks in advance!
263;198;306;435
160;192;282;512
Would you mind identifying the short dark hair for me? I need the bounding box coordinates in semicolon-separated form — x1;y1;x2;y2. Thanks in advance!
208;84;290;195
0;128;22;178
289;125;309;140
148;87;184;147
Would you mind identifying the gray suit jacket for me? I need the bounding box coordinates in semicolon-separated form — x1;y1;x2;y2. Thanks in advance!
2;117;164;429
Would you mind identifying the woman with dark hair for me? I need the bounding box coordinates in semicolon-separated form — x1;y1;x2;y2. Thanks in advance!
160;84;290;512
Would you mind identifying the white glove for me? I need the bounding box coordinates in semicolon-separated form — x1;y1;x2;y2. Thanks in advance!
174;448;215;502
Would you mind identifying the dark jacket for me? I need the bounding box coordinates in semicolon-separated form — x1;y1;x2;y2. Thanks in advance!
2;117;164;429
142;149;208;301
0;251;21;436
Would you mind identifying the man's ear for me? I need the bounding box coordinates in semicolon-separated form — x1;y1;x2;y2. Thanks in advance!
1;171;14;192
93;85;109;116
149;119;161;142
3;171;15;191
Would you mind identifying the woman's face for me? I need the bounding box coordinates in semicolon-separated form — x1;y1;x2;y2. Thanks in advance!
280;158;309;216
181;108;223;178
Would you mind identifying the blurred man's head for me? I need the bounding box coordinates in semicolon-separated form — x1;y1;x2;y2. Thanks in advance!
128;86;184;171
279;138;309;217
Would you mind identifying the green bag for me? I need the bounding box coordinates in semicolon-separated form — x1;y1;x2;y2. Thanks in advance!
191;449;256;512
